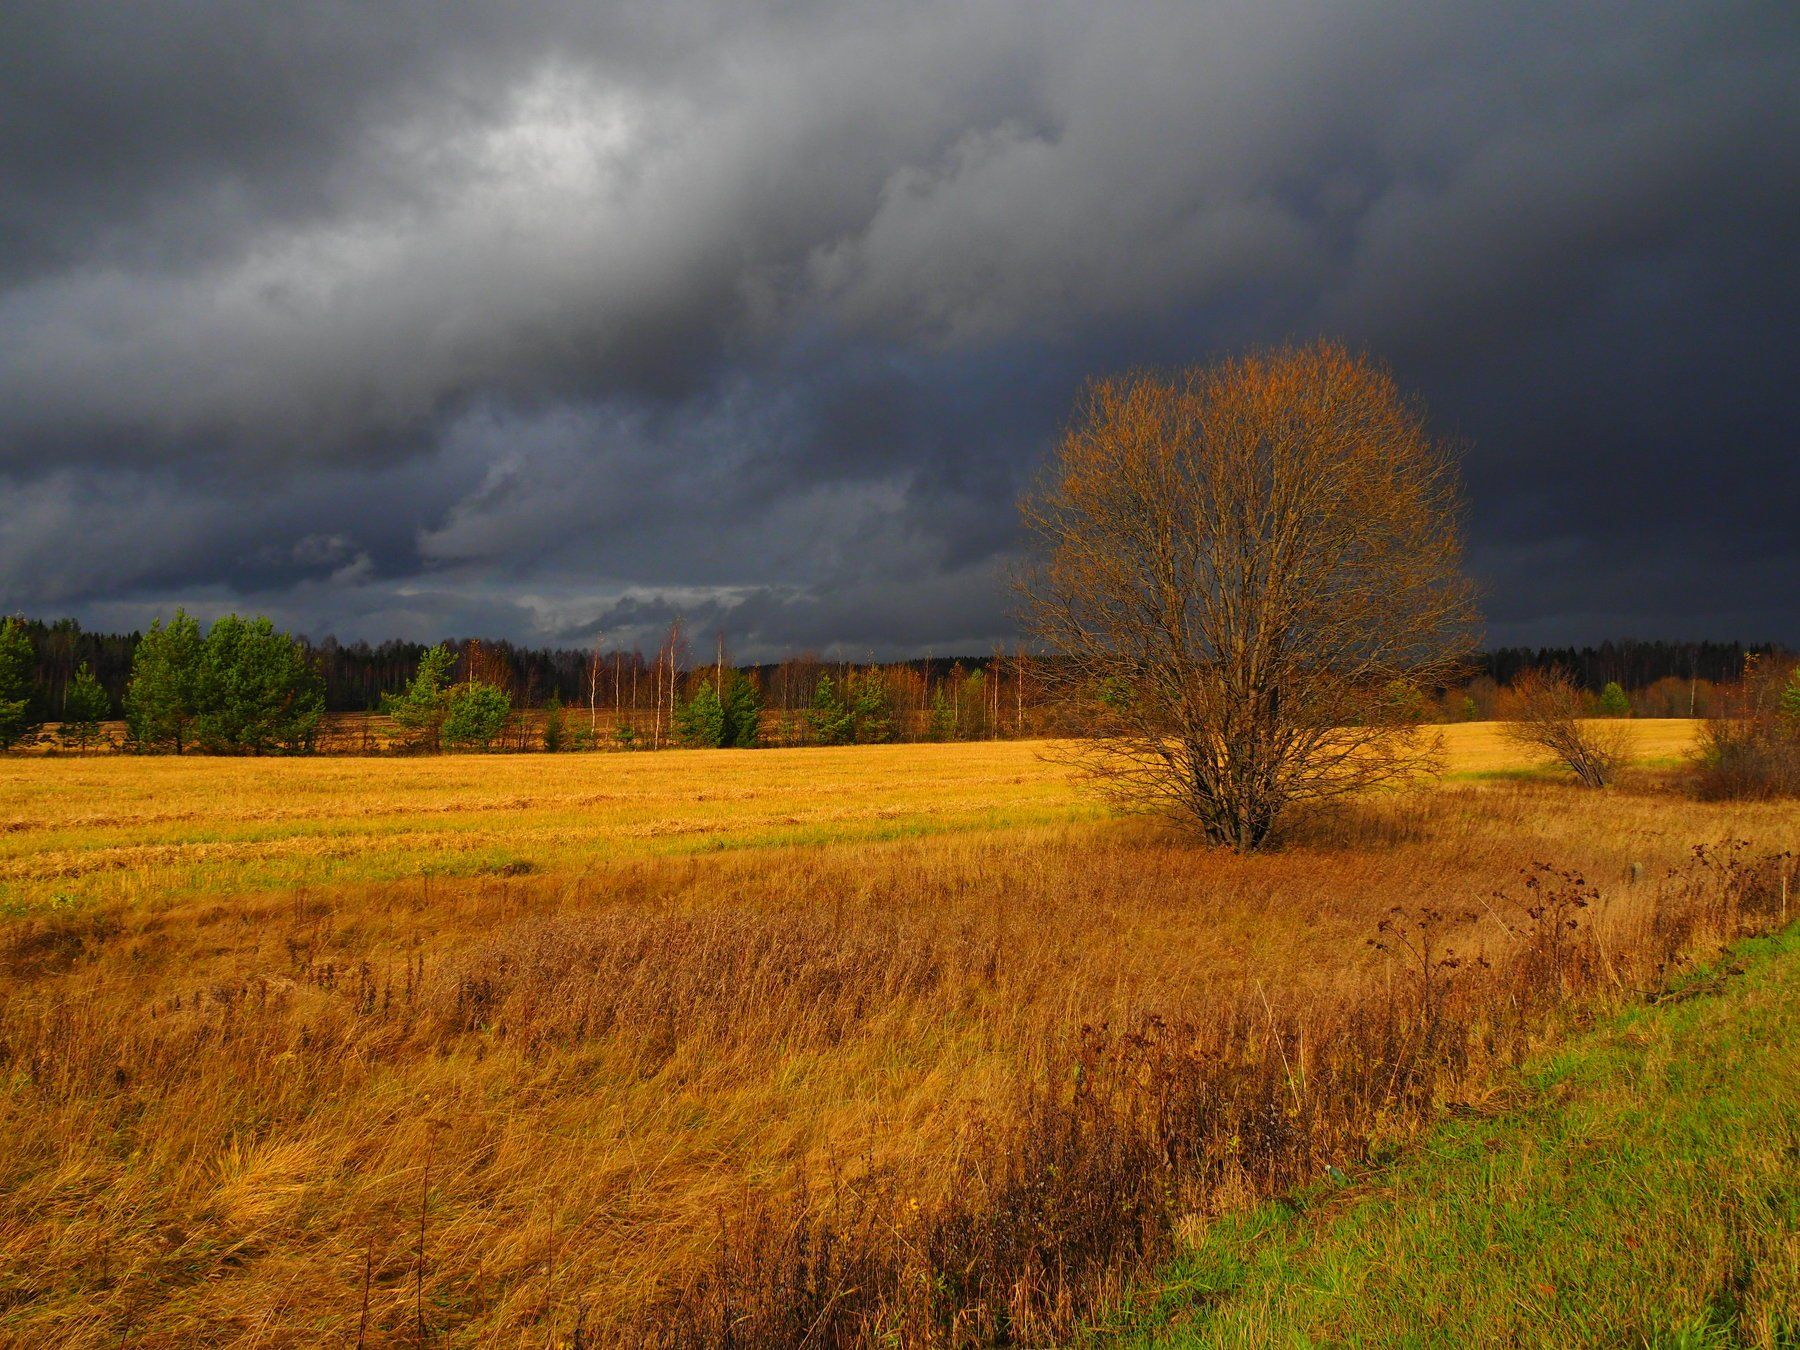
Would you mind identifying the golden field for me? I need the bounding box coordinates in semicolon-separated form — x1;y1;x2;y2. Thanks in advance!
1;720;1794;1345
0;721;1705;915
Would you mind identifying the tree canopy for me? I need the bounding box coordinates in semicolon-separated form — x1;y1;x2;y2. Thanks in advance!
1019;342;1478;849
125;611;322;753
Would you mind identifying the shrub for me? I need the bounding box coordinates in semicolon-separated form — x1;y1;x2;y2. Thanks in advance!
1692;660;1800;800
541;692;566;752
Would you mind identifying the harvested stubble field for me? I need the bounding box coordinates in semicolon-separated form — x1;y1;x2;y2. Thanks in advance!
0;721;1793;1345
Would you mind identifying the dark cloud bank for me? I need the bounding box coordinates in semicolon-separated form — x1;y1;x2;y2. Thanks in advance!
1;1;1795;659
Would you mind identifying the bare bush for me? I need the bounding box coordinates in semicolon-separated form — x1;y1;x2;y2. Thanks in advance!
1018;342;1478;850
1499;667;1630;788
1692;656;1800;800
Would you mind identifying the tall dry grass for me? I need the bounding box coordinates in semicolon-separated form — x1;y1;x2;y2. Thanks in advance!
0;758;1791;1345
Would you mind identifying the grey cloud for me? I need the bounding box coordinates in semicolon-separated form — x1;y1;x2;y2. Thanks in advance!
1;0;1795;651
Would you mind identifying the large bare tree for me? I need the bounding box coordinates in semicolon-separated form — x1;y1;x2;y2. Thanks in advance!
1018;342;1478;849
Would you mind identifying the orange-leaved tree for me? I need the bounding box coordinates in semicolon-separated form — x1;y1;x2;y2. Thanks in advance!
1018;342;1478;850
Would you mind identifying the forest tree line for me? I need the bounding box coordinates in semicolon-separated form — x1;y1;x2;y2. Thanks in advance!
0;612;1791;755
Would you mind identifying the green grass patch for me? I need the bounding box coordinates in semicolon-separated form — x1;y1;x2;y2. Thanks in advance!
1441;765;1569;783
1107;927;1800;1348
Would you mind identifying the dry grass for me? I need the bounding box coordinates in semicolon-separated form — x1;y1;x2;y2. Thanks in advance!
2;723;1791;1346
0;740;1096;915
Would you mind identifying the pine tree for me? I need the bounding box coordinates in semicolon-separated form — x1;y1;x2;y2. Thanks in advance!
1598;681;1631;717
60;663;111;752
0;616;39;749
193;615;325;753
441;682;511;749
381;645;457;751
125;610;203;753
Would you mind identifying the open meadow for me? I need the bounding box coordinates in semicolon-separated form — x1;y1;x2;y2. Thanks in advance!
2;721;1796;1345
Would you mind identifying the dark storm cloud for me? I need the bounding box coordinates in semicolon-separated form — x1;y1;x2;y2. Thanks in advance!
1;0;1794;657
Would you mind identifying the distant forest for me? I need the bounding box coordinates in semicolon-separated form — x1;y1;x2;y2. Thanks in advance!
5;616;1786;718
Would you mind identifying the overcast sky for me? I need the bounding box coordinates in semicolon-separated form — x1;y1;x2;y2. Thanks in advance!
1;1;1794;658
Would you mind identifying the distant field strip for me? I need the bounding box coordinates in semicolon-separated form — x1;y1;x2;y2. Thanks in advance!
0;742;1096;909
0;723;1700;912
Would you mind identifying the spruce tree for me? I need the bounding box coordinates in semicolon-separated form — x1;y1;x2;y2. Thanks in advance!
847;670;895;743
1598;681;1631;717
722;671;762;748
1780;665;1800;727
808;674;854;745
0;617;38;749
928;687;955;741
676;681;726;747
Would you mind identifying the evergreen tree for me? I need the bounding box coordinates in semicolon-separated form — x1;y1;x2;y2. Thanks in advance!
381;644;457;751
542;691;566;752
193;615;325;753
441;681;511;749
809;669;893;745
928;687;955;741
722;671;762;748
958;667;988;738
1598;681;1631;717
1383;678;1429;723
676;681;727;747
60;663;111;752
808;674;854;745
0;617;39;749
125;610;204;753
847;670;895;743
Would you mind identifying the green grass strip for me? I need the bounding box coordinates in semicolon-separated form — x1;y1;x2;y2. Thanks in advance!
1109;927;1800;1348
